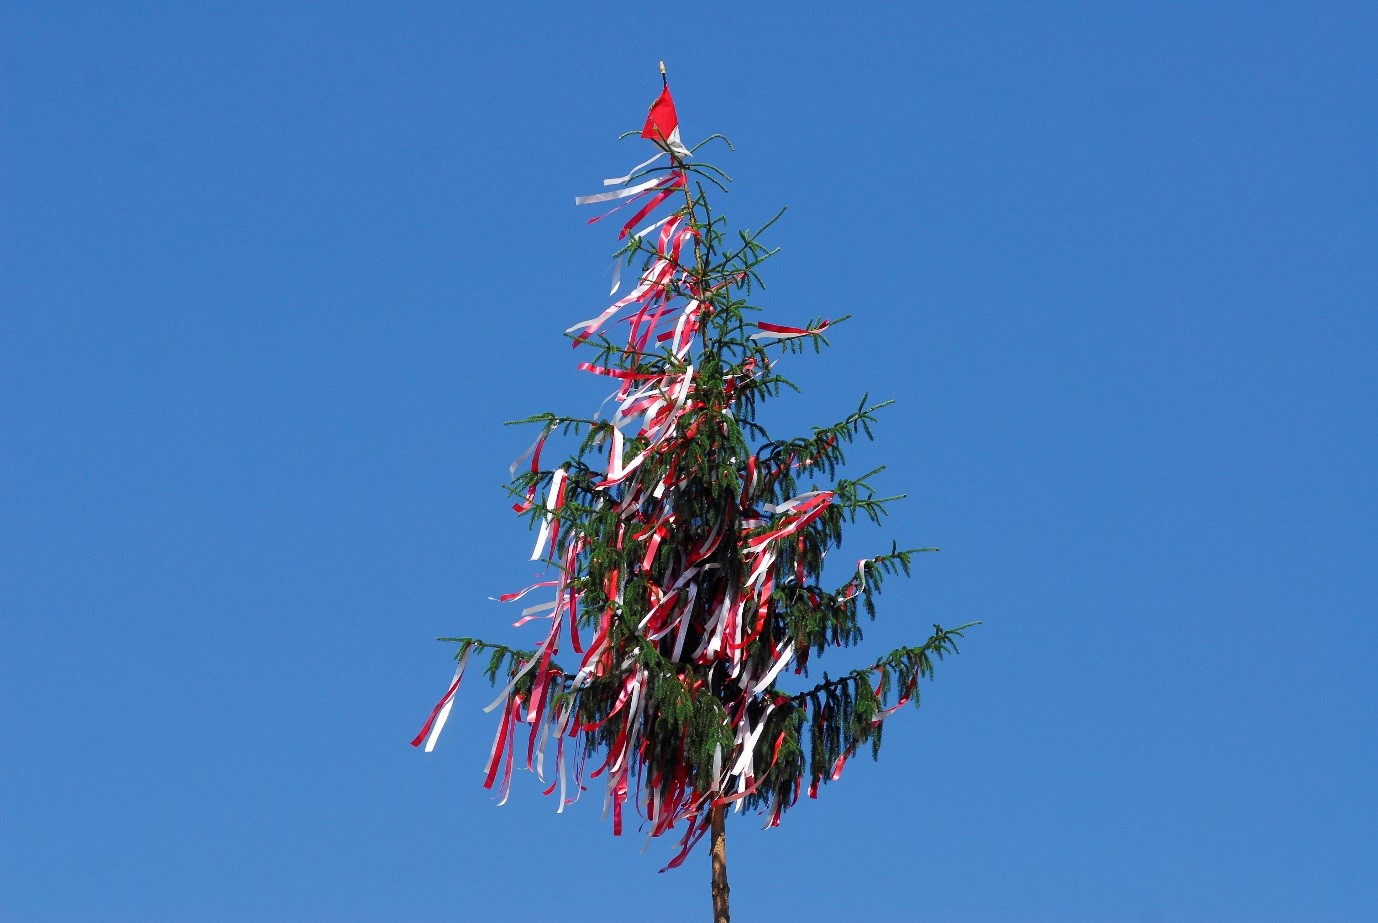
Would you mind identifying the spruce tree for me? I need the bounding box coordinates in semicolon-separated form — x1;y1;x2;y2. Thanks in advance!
414;69;977;923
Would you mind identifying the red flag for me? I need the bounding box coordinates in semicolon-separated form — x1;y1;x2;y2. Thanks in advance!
641;86;689;157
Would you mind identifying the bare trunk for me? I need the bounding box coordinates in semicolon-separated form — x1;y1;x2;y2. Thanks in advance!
710;803;730;923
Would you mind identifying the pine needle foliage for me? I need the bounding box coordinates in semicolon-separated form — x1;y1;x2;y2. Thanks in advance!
423;105;977;864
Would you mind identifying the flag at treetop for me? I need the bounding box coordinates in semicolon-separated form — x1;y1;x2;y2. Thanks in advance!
642;85;690;158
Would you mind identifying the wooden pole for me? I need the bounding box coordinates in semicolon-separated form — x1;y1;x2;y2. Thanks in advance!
710;803;730;923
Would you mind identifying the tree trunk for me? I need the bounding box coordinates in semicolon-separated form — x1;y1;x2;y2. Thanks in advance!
710;803;730;923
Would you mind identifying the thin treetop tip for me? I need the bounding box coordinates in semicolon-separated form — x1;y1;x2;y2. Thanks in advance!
413;73;976;916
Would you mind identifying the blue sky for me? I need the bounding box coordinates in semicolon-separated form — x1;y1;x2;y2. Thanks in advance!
3;3;1375;920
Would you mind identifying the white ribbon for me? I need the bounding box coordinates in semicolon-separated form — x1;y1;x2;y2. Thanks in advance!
422;649;471;753
574;175;662;206
601;150;667;187
751;640;795;695
530;468;567;561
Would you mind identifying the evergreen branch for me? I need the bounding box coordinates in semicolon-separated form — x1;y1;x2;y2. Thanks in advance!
755;393;895;489
437;635;573;687
717;207;788;268
689;133;734;155
786;622;980;705
504;412;604;432
685;160;733;184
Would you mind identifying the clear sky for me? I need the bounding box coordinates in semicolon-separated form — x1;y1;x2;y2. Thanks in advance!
3;3;1375;921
